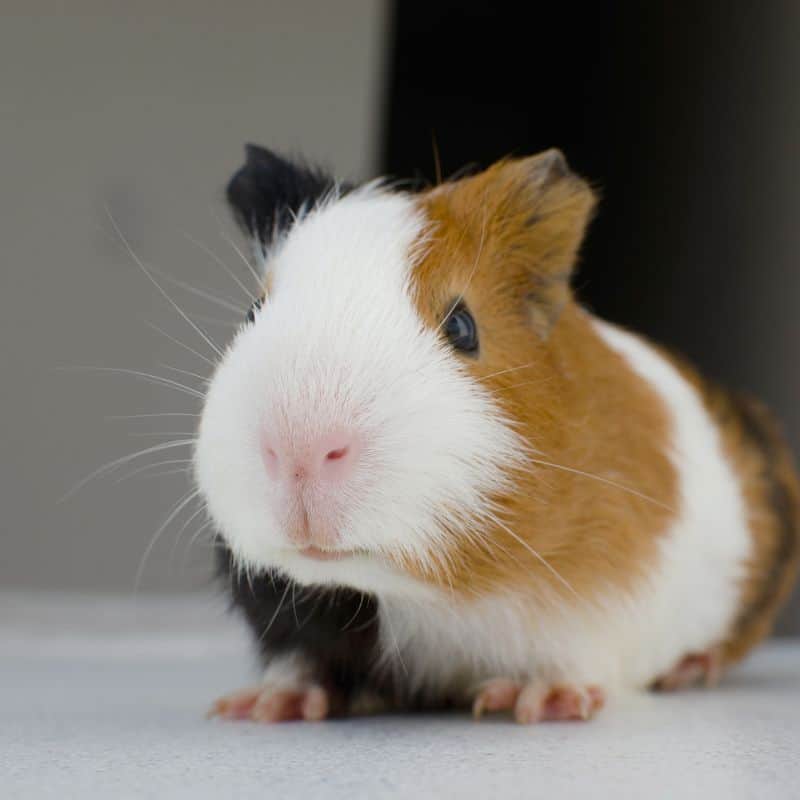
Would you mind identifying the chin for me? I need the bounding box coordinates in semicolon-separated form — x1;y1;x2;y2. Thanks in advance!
232;542;435;599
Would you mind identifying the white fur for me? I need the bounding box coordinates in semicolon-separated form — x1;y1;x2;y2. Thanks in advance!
372;320;753;696
260;651;312;689
196;182;752;699
588;321;752;684
195;188;522;588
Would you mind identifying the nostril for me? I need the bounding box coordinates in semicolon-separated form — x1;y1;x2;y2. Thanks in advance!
261;431;358;484
261;441;281;480
264;447;279;467
317;435;359;481
325;446;349;462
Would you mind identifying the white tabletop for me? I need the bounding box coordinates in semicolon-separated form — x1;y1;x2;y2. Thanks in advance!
2;592;798;800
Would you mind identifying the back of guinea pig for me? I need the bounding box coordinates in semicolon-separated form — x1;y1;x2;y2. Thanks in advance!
197;144;800;723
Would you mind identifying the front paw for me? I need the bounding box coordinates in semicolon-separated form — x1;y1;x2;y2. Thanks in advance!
472;678;606;724
208;683;330;723
208;653;331;723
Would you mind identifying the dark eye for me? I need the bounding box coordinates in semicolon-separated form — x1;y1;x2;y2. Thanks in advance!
444;304;479;354
246;297;263;325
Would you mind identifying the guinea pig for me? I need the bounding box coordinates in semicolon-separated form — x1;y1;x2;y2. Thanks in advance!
199;144;800;724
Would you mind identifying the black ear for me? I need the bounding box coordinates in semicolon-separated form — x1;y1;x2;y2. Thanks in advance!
226;144;342;252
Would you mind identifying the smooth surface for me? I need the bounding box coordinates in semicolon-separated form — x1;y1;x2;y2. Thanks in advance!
2;593;799;799
0;0;389;592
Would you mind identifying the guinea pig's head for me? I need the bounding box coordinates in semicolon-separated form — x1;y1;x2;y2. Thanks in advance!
194;145;595;596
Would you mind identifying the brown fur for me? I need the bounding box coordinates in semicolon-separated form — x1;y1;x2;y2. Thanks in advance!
403;151;799;673
400;153;678;609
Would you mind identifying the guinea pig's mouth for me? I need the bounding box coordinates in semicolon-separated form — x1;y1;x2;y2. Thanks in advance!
297;545;358;562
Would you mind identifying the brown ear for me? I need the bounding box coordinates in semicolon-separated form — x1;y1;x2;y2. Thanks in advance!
478;150;596;336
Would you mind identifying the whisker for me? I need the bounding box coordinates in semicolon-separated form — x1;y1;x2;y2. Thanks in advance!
348;605;380;634
61;439;197;501
191;314;239;328
216;223;263;287
129;466;192;481
523;456;675;512
127;432;197;439
134;488;201;592
106;413;201;421
340;592;366;632
291;581;300;628
246;562;256;597
115;458;193;482
208;205;264;287
496;377;554;393
145;321;217;369
61;365;204;399
487;512;581;602
158;363;210;384
168;503;208;567
103;204;224;359
181;230;258;301
296;591;326;630
382;608;408;678
257;582;292;644
186;520;215;551
446;162;480;182
435;198;489;335
482;362;539;381
179;520;216;570
148;265;246;314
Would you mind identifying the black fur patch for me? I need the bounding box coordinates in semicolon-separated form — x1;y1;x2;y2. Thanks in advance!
215;542;390;712
226;144;346;252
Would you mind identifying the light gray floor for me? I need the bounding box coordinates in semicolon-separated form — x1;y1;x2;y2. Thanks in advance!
2;593;799;799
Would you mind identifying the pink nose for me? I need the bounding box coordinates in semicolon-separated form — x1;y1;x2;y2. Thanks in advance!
261;431;359;485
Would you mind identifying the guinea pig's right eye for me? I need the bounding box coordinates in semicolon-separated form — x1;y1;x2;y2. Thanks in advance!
246;297;264;325
444;303;479;354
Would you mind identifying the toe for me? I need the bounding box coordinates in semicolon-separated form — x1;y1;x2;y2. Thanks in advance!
473;678;521;718
540;685;605;721
207;688;261;720
513;683;606;724
514;683;547;724
251;690;304;723
210;684;331;723
301;687;330;721
653;647;723;692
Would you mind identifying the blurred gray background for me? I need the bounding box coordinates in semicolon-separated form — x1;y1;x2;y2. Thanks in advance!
0;0;389;593
1;1;798;635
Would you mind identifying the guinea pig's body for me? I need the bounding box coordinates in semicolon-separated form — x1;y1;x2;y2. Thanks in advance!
200;146;799;723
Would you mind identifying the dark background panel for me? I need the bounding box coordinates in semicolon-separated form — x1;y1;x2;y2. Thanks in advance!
382;0;800;632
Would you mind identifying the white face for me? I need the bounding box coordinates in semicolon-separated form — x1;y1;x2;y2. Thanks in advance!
194;187;521;595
